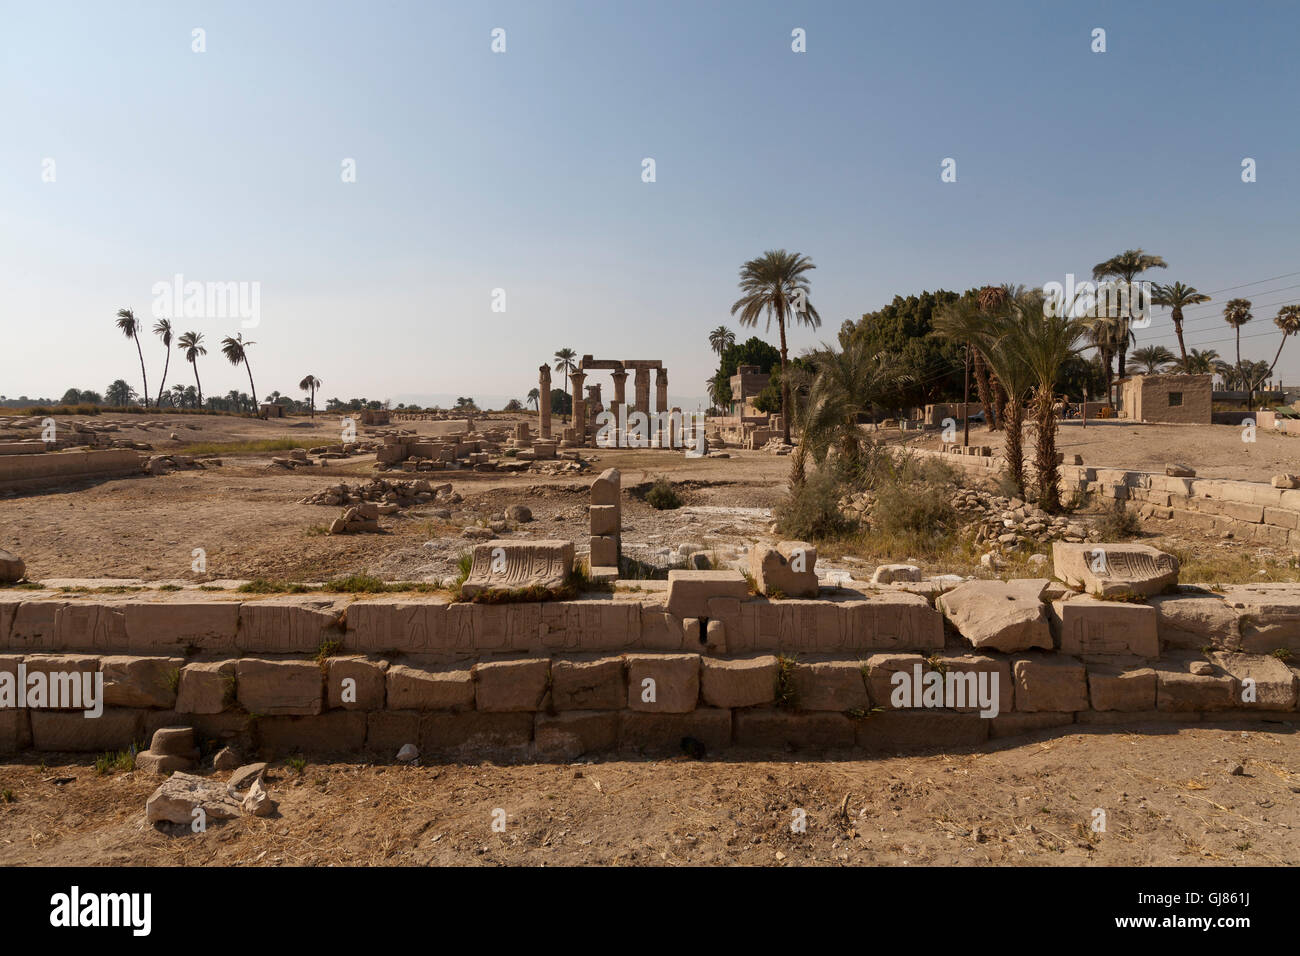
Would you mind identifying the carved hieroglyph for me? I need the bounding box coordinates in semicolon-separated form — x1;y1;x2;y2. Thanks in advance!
460;540;575;598
1051;542;1179;598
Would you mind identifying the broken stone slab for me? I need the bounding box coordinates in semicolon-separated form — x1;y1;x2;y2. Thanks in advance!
212;746;242;771
1148;591;1241;650
146;772;243;824
1051;542;1179;598
0;549;24;584
1165;463;1196;478
135;751;196;775
226;762;268;793
1210;651;1299;710
937;579;1052;652
1271;474;1300;489
459;539;575;598
748;541;818;598
242;778;276;816
871;564;921;585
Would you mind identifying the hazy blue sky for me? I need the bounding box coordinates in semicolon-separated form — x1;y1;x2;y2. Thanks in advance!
3;0;1298;408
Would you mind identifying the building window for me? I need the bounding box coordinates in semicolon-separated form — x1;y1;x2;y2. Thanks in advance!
1168;391;1183;407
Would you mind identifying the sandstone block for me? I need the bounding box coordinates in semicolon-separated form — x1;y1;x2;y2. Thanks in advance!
1149;592;1241;650
549;656;624;710
1210;652;1298;710
748;541;818;598
1087;661;1156;711
122;601;239;654
733;709;855;750
1051;596;1159;658
1155;655;1238;711
863;652;927;707
326;656;388;710
31;708;143;751
589;505;619;537
258;711;367;754
474;658;550;712
235;658;322;716
789;659;869;712
237;597;343;654
176;659;236;714
99;655;183;708
419;711;534;755
618;708;731;754
625;653;699;712
855;711;989;752
386;663;474;711
700;655;778;708
1012;655;1088;712
460;540;574;598
989;712;1074;739
665;570;749;619
534;711;619;759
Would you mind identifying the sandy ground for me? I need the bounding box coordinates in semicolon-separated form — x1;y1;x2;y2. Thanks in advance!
1;723;1296;866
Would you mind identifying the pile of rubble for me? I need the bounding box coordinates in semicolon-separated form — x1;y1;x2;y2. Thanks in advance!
301;477;456;509
759;438;794;455
307;440;379;459
268;448;318;469
144;453;216;475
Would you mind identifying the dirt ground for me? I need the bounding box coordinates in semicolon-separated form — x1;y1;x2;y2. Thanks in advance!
1;723;1296;866
3;412;1297;584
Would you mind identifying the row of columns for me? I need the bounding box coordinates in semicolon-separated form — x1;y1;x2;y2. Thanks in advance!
537;361;669;446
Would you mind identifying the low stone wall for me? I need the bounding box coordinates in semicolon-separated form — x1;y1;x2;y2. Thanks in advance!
2;581;1296;758
918;446;1300;547
0;449;143;493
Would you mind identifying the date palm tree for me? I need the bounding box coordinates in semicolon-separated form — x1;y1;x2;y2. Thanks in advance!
1174;347;1218;375
1150;282;1209;365
1126;345;1176;375
934;293;999;431
221;333;258;410
115;308;149;407
1222;298;1253;391
105;379;135;407
1255;304;1300;393
553;348;577;424
170;383;186;408
299;375;321;418
1092;249;1167;380
152;318;173;407
969;296;1039;497
526;387;541;411
709;325;736;356
731;249;822;444
178;332;207;408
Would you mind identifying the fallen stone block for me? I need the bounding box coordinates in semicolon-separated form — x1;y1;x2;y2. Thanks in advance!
748;541;819;598
938;579;1052;652
146;772;243;824
1052;542;1179;598
460;540;574;598
871;564;921;585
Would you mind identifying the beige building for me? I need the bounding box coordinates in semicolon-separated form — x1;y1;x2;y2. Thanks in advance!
1117;373;1211;424
728;365;771;416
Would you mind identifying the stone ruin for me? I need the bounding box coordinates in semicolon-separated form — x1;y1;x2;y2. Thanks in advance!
542;356;697;450
589;468;621;579
374;419;577;474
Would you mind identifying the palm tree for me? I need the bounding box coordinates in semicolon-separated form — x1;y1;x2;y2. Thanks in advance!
998;291;1091;511
170;383;186;408
934;294;999;431
183;385;197;409
730;249;822;444
105;379;135;407
526;387;541;411
1126;345;1176;375
970;296;1039;497
1092;249;1167;381
1222;298;1254;394
153;318;173;407
1255;304;1300;393
1175;347;1218;375
115;308;149;407
553;348;577;424
178;332;207;408
221;333;258;410
1150;282;1210;365
709;325;736;356
299;375;321;418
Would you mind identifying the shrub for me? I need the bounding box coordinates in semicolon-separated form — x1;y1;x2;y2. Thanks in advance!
1095;500;1141;540
646;477;682;510
774;466;854;541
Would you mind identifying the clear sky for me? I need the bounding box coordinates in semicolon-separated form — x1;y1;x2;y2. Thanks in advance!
3;0;1298;408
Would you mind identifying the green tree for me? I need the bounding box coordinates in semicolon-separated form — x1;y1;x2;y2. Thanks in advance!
1126;345;1176;375
730;250;822;444
178;331;206;408
709;335;782;412
553;348;578;424
526;387;541;410
1092;248;1167;381
709;325;736;356
105;379;135;406
299;375;321;418
1150;281;1210;364
153;318;174;407
1222;298;1254;393
845;290;966;409
221;333;258;410
1256;304;1300;392
115;308;149;407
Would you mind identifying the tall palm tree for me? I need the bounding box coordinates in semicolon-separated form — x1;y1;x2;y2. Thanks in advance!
970;297;1039;497
1174;347;1218;375
553;348;578;424
178;331;207;408
709;325;736;356
1150;281;1209;365
730;249;822;445
1126;345;1176;375
1255;304;1300;393
1222;298;1254;392
1092;249;1167;381
934;295;998;431
221;334;258;410
526;387;541;410
152;318;173;407
299;375;321;418
105;379;135;407
115;308;149;408
170;383;186;408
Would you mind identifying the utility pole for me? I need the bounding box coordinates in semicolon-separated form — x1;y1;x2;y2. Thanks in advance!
963;343;971;447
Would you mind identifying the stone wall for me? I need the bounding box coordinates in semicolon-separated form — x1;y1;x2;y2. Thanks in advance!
0;448;144;493
2;579;1295;758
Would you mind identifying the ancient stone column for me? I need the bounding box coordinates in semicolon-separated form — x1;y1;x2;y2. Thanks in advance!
538;364;552;438
569;370;587;446
609;368;628;445
655;368;668;414
634;367;650;416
